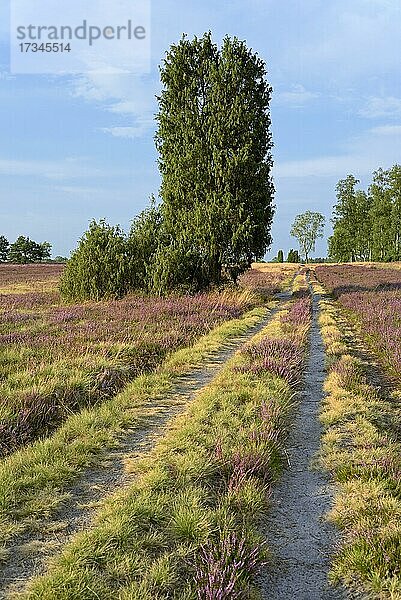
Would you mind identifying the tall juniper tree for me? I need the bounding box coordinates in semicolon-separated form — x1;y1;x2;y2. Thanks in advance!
155;33;274;290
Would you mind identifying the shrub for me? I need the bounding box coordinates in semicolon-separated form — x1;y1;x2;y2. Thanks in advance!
149;243;208;296
128;200;164;292
60;220;132;301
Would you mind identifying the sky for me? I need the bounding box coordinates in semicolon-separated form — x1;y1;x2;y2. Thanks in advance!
1;0;401;259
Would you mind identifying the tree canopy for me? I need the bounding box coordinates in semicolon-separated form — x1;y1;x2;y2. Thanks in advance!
156;32;274;291
61;33;275;301
60;220;131;301
328;165;401;262
0;236;9;262
8;236;51;263
287;249;300;263
290;211;325;263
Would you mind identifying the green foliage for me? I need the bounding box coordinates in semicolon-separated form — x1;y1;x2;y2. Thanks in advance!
156;32;274;292
0;235;9;262
8;236;51;263
328;175;371;262
277;250;284;263
60;34;275;298
286;249;300;263
150;243;207;295
328;165;401;263
128;199;164;292
369;165;401;262
290;211;325;263
60;220;131;301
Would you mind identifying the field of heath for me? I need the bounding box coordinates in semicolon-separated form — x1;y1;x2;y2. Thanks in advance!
11;275;312;600
315;264;401;380
0;263;292;456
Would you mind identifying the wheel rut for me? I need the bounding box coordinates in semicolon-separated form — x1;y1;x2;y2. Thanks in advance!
258;290;346;600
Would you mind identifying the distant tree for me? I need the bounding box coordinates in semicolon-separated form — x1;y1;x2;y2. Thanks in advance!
60;220;131;301
328;175;371;262
290;211;325;263
39;241;52;261
8;236;32;263
327;166;401;263
287;249;300;263
53;256;68;263
0;235;9;262
156;32;274;291
8;236;51;263
388;165;401;260
277;249;284;263
369;168;393;262
308;257;328;264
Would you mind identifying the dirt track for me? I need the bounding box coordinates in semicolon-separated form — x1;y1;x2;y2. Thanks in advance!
259;290;346;600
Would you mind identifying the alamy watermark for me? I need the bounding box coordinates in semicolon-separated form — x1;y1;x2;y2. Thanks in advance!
11;0;150;74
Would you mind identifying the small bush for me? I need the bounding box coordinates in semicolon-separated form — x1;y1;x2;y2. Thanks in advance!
60;220;132;301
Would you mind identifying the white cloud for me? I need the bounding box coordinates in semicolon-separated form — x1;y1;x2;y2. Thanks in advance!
100;124;153;138
282;1;401;82
53;185;105;194
276;84;319;107
275;123;401;179
71;72;157;137
359;97;401;119
370;125;401;136
275;155;366;179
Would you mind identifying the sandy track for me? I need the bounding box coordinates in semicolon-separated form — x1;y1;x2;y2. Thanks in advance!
258;290;346;600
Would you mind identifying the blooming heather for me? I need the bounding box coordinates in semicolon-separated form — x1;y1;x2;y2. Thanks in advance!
195;532;266;599
316;265;401;378
0;266;276;454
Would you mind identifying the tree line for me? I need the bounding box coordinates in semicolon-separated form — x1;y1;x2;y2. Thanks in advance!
61;33;275;301
329;164;401;262
272;249;300;263
0;235;53;264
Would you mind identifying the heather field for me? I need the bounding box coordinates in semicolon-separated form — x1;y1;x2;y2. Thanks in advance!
8;275;313;600
316;264;401;379
0;264;63;292
311;266;401;598
0;264;292;456
2;263;401;599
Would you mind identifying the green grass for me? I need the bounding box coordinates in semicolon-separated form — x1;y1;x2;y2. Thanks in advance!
16;288;311;599
0;306;272;554
0;284;267;455
316;290;401;599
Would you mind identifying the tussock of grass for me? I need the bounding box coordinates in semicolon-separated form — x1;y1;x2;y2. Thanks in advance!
18;288;312;599
316;288;401;598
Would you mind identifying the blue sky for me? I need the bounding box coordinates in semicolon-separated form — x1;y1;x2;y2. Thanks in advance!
1;0;401;259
